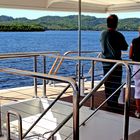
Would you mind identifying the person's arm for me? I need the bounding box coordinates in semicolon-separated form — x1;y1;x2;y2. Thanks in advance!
120;35;128;51
129;44;133;59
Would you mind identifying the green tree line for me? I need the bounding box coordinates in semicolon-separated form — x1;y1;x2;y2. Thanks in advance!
0;23;45;31
0;15;140;31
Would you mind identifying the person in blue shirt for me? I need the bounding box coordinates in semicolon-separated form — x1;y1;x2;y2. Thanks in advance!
100;14;128;109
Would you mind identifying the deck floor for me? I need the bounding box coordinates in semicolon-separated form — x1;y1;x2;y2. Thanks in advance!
0;81;137;117
0;81;139;140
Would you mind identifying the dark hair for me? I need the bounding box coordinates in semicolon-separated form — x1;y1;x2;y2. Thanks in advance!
107;14;118;29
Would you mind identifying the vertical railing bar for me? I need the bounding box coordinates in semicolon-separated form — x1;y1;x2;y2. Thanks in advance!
90;60;94;109
7;112;10;140
73;85;80;140
0;105;2;137
18;113;22;140
34;56;38;98
43;56;47;98
123;64;131;140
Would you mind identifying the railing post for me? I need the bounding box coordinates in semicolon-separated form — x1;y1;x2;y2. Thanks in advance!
73;87;79;140
0;106;3;137
123;65;131;140
34;56;38;98
43;56;47;98
90;60;94;109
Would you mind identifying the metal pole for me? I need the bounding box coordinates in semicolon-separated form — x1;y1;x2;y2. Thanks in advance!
90;60;94;109
7;113;10;140
34;56;38;98
77;0;81;92
43;56;47;98
0;105;3;137
73;0;81;139
123;65;131;140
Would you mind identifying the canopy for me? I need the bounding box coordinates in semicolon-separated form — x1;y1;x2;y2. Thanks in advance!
0;0;140;13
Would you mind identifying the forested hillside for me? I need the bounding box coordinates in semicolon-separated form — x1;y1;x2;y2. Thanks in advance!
0;15;140;31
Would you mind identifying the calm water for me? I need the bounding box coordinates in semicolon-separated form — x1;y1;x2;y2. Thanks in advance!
0;31;138;89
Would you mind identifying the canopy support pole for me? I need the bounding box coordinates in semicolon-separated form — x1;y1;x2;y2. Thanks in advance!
73;0;81;140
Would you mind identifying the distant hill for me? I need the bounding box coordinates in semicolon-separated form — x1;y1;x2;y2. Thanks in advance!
0;15;140;31
0;15;45;31
0;15;14;21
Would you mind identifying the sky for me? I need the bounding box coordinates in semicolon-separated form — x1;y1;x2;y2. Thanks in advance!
0;8;140;19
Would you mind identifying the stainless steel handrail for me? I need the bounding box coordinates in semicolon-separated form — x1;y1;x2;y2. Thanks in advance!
52;51;100;75
42;53;140;65
43;51;127;76
0;53;139;140
80;62;131;140
0;68;79;140
0;51;60;98
0;51;60;59
23;84;71;139
47;62;131;140
7;110;22;140
41;51;100;96
47;54;138;140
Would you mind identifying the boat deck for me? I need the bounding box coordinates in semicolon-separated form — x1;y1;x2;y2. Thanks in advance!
0;81;139;140
0;81;137;117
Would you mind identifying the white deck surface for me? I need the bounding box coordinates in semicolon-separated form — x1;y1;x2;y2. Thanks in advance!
0;83;139;140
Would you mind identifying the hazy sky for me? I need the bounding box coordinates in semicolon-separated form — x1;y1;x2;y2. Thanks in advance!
0;8;140;19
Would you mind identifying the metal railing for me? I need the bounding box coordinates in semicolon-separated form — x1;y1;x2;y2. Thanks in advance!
0;52;140;140
42;51;100;76
0;67;79;140
46;61;131;140
7;110;23;140
41;50;127;77
80;62;131;140
40;54;140;140
0;51;60;97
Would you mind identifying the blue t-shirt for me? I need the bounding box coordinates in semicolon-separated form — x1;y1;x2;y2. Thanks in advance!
100;29;128;66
